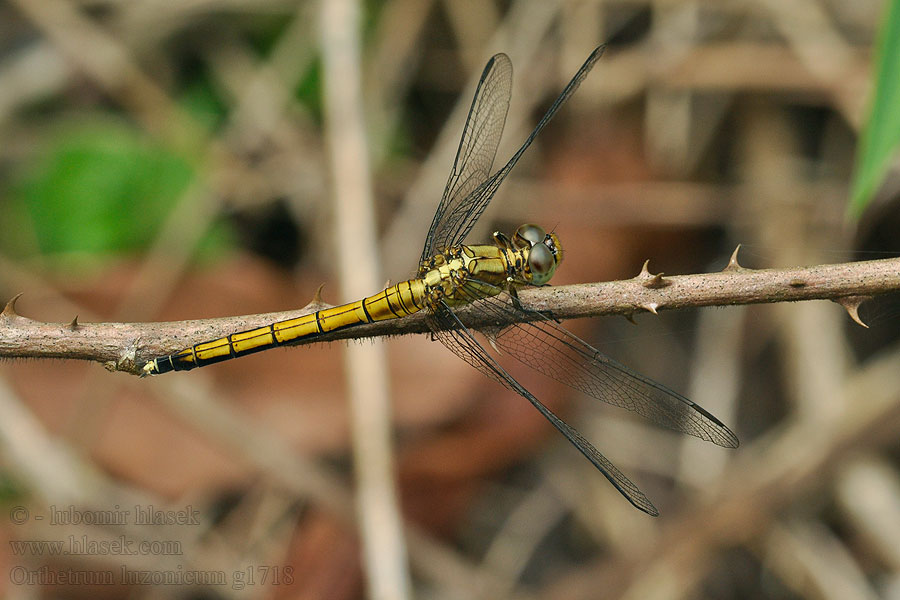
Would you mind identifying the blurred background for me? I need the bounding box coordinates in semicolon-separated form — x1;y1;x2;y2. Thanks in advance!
2;0;900;598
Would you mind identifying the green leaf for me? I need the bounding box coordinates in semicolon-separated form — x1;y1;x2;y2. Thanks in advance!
8;118;232;264
850;0;900;216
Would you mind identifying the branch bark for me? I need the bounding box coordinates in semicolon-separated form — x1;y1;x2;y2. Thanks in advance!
2;254;897;376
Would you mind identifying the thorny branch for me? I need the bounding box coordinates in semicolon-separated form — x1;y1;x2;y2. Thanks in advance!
1;250;898;376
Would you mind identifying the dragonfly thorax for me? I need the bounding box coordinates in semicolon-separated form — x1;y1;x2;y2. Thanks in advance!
419;225;563;307
420;244;507;306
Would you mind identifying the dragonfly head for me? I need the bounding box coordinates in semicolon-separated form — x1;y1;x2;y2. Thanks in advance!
514;224;564;285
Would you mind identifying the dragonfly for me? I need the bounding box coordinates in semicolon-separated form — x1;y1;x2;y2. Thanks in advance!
143;45;739;515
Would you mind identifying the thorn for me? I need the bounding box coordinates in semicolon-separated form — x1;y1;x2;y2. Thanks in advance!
639;259;651;278
636;260;669;289
313;283;326;304
723;245;743;271
2;293;23;317
305;283;330;312
834;296;870;328
641;302;659;315
69;315;79;331
624;312;637;325
645;272;667;289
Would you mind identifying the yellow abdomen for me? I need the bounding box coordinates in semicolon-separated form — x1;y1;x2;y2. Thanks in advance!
143;279;426;374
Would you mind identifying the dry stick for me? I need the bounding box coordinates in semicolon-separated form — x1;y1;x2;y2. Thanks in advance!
1;252;898;376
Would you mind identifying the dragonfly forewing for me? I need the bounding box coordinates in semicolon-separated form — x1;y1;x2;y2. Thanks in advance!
423;45;606;263
421;53;512;264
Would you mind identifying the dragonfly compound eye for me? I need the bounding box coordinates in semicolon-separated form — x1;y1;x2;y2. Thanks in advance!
527;242;557;284
514;224;547;248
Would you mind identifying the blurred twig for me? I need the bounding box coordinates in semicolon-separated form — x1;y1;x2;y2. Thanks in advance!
319;0;412;599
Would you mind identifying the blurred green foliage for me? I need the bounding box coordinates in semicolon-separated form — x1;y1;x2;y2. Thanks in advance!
19;121;193;256
181;75;229;132
850;0;900;216
5;110;235;267
0;471;25;504
0;3;413;269
5;117;231;265
295;59;323;124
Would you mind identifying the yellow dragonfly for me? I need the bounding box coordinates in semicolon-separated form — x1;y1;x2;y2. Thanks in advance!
144;45;739;515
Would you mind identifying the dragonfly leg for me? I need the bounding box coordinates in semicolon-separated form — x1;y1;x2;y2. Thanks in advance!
492;231;514;249
542;308;562;324
507;284;561;323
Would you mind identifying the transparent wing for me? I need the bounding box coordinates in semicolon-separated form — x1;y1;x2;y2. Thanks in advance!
426;300;659;516
422;45;606;262
420;53;513;265
452;281;740;448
